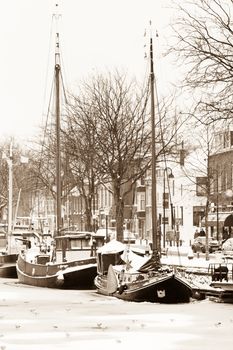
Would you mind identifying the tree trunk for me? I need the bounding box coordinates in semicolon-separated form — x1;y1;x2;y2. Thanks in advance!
113;185;125;242
84;196;93;231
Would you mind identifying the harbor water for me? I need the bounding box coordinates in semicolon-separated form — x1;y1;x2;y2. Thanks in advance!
0;277;233;350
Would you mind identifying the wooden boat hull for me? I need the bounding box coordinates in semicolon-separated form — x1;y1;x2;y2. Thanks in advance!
116;274;192;303
95;273;192;303
16;252;97;289
204;281;233;303
16;253;63;288
0;254;18;278
62;265;97;289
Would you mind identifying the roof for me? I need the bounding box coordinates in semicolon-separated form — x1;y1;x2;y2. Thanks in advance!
97;240;125;254
55;231;105;240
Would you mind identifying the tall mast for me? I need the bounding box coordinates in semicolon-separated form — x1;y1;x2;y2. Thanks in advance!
149;36;159;265
55;32;62;240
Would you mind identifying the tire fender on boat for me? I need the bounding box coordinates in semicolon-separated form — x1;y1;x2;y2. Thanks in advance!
56;272;64;286
118;283;128;294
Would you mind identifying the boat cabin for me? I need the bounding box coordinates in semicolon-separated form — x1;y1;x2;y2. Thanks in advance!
55;231;105;262
13;230;41;253
96;240;125;275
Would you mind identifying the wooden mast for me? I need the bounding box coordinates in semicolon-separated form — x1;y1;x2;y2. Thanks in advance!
54;26;65;261
149;35;160;266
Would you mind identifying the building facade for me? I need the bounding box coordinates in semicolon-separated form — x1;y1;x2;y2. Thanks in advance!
207;129;233;241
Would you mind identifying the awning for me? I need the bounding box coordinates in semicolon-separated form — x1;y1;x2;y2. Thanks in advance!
202;212;233;226
224;214;233;226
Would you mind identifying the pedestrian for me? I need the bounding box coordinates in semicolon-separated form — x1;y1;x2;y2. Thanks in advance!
199;228;205;237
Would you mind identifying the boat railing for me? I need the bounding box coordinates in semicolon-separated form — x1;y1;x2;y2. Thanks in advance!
208;263;233;282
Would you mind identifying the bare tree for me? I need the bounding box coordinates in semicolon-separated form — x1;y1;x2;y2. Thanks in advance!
169;0;233;124
63;100;100;231
66;71;182;241
29;127;74;204
65;72;152;241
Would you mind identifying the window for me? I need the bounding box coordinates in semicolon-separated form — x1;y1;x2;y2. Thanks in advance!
140;176;145;186
210;176;214;194
140;193;145;211
193;206;205;226
230;131;233;147
196;177;207;196
109;191;112;207
223;131;230;148
105;188;108;206
180;206;183;225
222;169;226;191
218;171;222;192
100;187;104;208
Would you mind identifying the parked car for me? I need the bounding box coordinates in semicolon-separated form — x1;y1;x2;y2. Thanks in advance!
222;238;233;255
191;237;221;253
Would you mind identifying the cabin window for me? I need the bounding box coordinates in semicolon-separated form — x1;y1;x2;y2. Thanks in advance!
70;239;82;249
102;254;117;274
102;253;122;274
81;239;90;248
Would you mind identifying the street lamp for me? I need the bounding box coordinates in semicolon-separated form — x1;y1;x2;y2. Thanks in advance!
163;167;174;249
105;208;109;242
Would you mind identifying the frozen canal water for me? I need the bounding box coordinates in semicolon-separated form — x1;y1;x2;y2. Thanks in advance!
0;277;233;350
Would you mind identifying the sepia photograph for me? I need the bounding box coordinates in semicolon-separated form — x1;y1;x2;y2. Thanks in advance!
0;0;233;349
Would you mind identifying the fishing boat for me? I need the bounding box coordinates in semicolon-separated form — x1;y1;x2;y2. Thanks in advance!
17;230;105;288
94;33;193;303
16;13;104;289
94;239;194;303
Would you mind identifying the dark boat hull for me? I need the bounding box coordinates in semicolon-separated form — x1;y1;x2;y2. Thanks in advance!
116;274;192;303
95;273;192;303
0;254;18;278
62;265;97;289
16;252;97;289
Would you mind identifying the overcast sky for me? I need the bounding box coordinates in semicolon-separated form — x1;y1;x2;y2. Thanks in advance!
0;0;176;145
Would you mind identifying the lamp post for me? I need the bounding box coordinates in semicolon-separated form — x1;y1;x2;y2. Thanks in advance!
163;167;174;249
105;208;109;242
216;177;219;241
